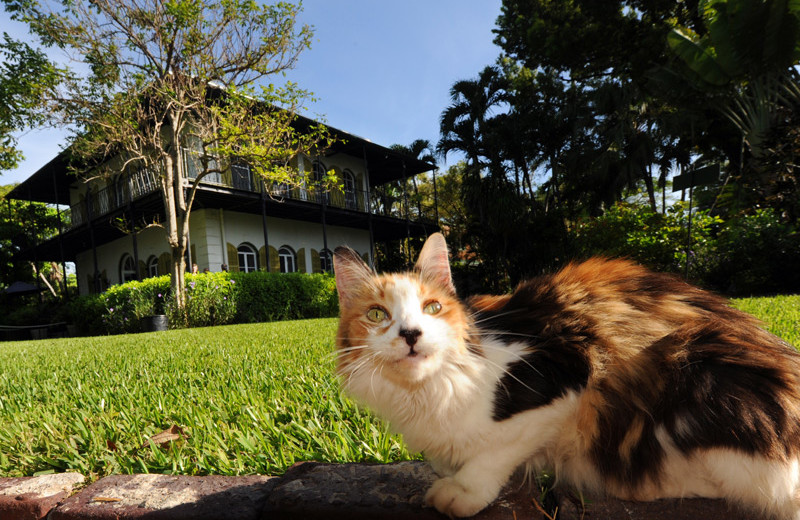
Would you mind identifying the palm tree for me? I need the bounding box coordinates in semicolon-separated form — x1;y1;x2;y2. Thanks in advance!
437;66;508;170
390;139;437;218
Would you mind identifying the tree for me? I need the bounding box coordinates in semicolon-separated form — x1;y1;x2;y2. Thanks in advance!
0;183;60;290
9;0;331;309
0;31;62;171
438;66;508;169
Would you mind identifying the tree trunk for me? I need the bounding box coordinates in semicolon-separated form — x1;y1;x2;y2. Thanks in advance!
163;116;188;312
644;164;657;212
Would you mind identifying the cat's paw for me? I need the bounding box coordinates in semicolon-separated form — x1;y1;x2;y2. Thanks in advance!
424;476;493;518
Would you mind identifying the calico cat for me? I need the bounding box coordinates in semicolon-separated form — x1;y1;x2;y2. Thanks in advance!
333;233;800;519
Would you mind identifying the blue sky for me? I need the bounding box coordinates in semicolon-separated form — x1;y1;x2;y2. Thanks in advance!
1;1;503;186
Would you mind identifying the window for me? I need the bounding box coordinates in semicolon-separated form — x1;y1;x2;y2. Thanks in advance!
183;134;221;183
343;170;357;209
279;246;296;273
237;243;258;273
312;161;329;204
319;249;333;273
231;163;253;191
147;255;159;278
120;254;137;283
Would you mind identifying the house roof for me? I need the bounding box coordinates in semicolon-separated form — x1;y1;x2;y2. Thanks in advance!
6;115;435;205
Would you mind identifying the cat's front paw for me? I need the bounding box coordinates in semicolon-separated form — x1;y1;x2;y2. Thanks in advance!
424;476;493;518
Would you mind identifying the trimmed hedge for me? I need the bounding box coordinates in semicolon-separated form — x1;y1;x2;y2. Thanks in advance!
65;271;338;335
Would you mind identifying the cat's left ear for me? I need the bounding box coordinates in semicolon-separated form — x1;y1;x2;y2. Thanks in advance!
415;233;455;295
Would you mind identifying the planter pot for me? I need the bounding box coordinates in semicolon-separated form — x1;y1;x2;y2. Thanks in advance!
140;314;168;332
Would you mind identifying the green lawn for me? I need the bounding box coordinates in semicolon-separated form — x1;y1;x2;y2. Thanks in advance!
0;318;414;480
732;294;800;347
0;295;796;481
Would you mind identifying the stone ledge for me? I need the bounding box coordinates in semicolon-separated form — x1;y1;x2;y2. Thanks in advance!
0;463;766;519
0;472;84;520
50;474;276;520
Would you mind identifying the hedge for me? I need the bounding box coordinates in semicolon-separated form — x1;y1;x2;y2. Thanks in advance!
63;271;338;335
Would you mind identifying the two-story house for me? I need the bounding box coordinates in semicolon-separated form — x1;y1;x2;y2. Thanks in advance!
7;115;439;295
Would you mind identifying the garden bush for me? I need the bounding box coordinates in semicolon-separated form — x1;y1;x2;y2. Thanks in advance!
230;271;338;323
571;202;721;275
59;271;339;335
571;203;800;295
698;209;800;295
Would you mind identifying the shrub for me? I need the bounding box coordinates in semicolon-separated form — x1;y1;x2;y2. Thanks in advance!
61;294;106;336
699;209;800;295
170;273;237;328
571;202;721;275
231;271;338;323
101;276;171;333
52;271;338;335
572;203;800;295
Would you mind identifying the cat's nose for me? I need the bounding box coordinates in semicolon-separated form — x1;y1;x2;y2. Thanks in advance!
398;328;422;347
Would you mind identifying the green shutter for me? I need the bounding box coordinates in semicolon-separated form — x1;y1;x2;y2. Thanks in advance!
190;244;197;270
297;248;306;273
258;246;267;271
269;246;279;272
138;260;147;279
227;243;239;272
311;249;321;273
158;253;171;276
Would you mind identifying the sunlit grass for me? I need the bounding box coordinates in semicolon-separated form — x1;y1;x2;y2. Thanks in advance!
733;294;800;348
0;318;415;481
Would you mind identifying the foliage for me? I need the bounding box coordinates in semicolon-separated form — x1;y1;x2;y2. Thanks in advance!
699;209;800;294
572;202;721;275
0;184;62;290
101;276;171;333
230;271;338;323
54;272;338;335
571;203;799;295
8;0;332;311
0;319;415;479
171;273;237;329
0;31;62;171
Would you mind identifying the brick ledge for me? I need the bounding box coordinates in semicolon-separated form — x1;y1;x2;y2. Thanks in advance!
0;462;761;519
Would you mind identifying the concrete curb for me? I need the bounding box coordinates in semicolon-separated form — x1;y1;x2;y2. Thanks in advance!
0;462;760;519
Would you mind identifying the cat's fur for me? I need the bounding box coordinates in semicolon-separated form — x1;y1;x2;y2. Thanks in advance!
333;233;800;519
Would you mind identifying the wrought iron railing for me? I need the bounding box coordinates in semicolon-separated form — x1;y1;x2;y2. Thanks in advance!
64;161;436;229
64;167;160;230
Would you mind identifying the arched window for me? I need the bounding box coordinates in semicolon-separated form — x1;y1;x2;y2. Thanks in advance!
343;170;357;209
279;246;296;273
237;243;259;273
319;248;333;273
146;255;159;278
120;254;137;283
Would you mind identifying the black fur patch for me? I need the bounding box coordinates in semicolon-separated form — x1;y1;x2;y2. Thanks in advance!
471;278;593;422
590;322;800;486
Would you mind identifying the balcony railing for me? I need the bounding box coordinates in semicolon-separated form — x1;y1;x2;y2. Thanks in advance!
63;162;436;230
64;167;160;230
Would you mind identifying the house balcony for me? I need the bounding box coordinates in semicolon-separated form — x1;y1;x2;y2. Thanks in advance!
59;161;438;242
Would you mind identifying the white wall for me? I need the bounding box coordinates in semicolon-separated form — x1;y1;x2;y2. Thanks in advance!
75;209;370;294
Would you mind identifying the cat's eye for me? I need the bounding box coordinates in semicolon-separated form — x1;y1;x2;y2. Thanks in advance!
367;307;388;322
423;301;442;315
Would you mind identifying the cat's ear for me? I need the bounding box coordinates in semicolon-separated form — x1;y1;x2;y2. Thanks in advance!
415;233;455;295
333;246;372;306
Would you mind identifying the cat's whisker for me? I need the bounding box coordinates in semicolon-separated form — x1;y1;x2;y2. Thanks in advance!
469;341;545;379
468;308;526;325
468;350;545;398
